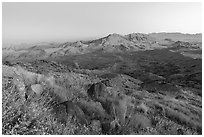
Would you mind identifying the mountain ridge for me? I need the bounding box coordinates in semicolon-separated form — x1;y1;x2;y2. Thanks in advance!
2;32;202;61
3;32;202;48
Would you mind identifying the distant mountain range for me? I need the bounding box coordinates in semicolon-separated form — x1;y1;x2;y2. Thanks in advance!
2;32;202;61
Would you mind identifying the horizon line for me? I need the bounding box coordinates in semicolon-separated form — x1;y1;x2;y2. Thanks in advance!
3;31;202;46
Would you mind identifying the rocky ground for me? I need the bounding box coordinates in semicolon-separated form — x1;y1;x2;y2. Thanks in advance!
2;58;202;135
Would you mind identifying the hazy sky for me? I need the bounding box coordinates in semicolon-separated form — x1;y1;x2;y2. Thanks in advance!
3;2;202;44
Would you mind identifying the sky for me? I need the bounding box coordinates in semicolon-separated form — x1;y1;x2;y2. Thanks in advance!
2;2;202;44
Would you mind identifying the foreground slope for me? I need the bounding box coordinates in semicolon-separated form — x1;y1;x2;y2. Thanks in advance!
2;57;202;134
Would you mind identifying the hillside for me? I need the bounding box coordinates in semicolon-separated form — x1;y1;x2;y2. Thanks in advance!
2;32;202;135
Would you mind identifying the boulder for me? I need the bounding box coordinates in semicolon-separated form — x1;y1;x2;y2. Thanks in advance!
31;84;43;95
87;82;109;100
